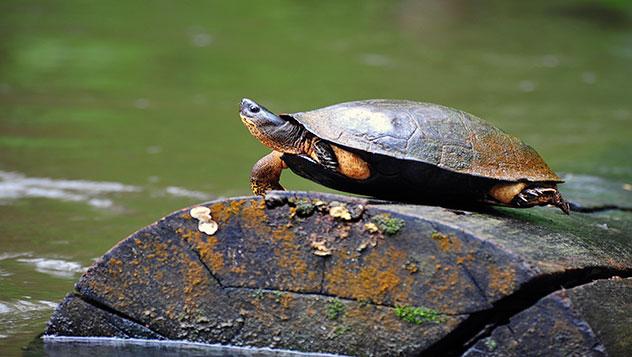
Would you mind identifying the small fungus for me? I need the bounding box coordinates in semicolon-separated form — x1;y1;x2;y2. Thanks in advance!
329;204;352;221
311;240;332;256
313;199;327;209
394;305;443;324
326;299;345;320
403;261;419;274
190;206;219;235
371;214;405;235
198;221;219;235
190;206;211;221
364;222;379;233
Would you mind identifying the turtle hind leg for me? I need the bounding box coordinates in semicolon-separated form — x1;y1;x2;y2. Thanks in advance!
250;151;287;196
488;182;570;214
513;186;571;215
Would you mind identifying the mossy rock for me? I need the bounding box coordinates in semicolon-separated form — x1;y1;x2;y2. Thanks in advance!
45;176;632;356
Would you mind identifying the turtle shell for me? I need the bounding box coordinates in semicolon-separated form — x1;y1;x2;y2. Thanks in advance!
291;99;561;183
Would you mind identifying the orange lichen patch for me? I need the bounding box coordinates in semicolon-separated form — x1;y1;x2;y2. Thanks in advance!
178;228;225;273
488;265;516;296
183;259;211;314
180;212;192;220
431;232;463;253
455;254;475;265
202;236;224;272
147;241;171;263
230;265;247;274
271;226;319;287
240;200;269;234
425;266;464;312
279;294;293;309
325;249;412;304
107;258;124;275
210;200;246;224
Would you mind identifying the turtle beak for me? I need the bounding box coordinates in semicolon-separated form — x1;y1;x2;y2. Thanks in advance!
240;98;249;112
239;98;256;125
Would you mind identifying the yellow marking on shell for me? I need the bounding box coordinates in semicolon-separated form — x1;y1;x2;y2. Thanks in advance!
488;182;528;204
342;107;394;133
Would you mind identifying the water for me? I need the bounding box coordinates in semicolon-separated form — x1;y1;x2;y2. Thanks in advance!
1;0;631;355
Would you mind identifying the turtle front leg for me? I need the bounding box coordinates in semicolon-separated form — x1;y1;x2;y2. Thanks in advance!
309;140;371;180
312;139;339;171
250;151;287;196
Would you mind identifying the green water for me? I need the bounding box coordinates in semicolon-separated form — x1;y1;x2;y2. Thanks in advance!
0;0;631;355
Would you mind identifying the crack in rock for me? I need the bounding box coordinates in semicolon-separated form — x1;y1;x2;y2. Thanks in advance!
421;267;632;356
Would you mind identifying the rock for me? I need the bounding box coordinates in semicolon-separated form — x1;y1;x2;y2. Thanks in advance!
463;277;632;357
45;177;632;356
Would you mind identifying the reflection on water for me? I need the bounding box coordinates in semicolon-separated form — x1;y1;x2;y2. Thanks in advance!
0;170;214;209
0;300;58;345
37;337;344;357
0;0;631;355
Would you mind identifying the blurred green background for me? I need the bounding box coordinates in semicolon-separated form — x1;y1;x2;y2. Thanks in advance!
0;0;631;355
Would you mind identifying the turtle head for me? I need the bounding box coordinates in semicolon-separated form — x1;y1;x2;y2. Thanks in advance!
239;98;305;153
240;98;284;128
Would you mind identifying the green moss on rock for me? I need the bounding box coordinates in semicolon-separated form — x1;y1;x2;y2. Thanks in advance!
371;214;405;235
326;299;345;320
288;197;316;217
394;305;443;324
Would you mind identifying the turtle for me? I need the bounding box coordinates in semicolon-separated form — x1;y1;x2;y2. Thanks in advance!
239;98;570;214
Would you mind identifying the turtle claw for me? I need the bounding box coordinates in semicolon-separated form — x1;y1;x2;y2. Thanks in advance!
516;193;530;203
513;186;571;215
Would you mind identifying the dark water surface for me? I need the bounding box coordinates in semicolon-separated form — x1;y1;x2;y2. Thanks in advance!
1;1;631;355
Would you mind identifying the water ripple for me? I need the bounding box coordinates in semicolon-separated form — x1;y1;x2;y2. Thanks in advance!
0;170;140;208
17;258;85;278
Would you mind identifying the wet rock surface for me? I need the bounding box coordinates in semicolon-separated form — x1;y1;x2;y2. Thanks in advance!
45;177;632;356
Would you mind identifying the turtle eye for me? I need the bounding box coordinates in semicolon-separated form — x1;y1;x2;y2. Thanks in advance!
249;105;260;114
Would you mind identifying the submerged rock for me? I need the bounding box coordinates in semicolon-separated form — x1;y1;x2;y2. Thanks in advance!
45;177;632;356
